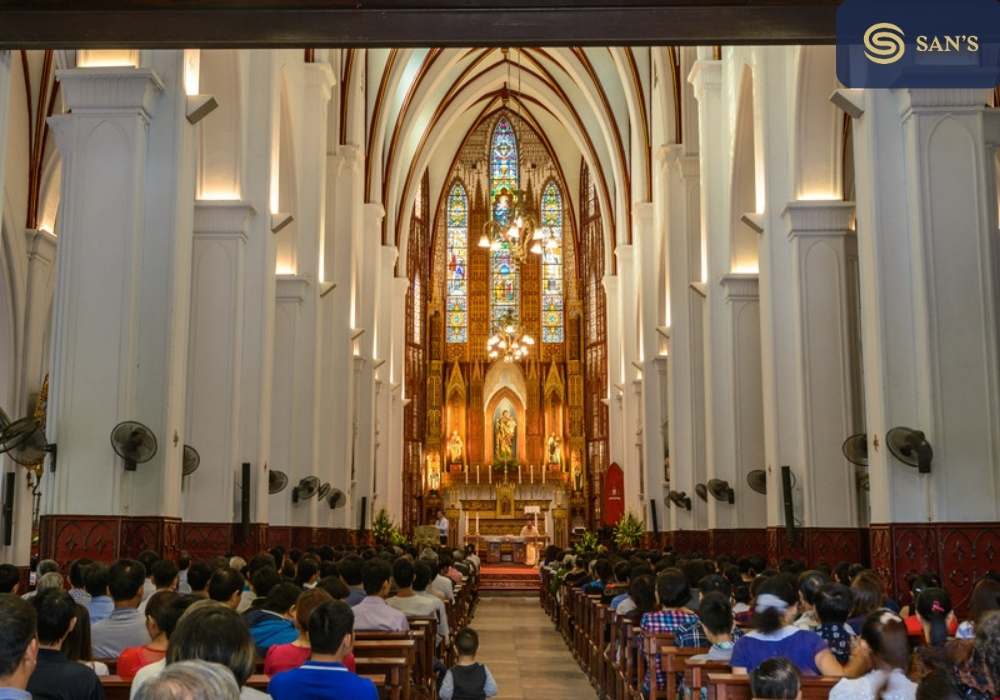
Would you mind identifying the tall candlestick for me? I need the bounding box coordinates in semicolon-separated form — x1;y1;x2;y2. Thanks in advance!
476;464;480;484
465;469;468;484
488;466;492;484
542;464;546;484
476;512;480;535
530;465;534;484
518;465;522;484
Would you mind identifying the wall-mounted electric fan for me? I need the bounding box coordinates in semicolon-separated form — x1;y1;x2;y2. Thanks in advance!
110;421;158;471
886;427;933;474
746;469;767;495
269;470;289;495
842;433;868;467
695;483;708;502
708;478;735;504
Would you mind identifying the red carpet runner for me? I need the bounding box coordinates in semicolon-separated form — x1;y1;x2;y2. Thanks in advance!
479;563;541;592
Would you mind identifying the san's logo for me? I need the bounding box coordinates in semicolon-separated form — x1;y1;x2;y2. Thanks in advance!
864;22;907;64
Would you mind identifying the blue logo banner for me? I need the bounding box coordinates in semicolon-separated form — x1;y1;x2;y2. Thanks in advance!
837;0;1000;88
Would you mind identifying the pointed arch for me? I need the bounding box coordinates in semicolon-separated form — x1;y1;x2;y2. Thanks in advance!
540;178;565;344
489;114;520;330
445;179;469;344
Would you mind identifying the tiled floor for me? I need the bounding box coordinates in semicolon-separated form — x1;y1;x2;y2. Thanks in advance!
469;595;599;700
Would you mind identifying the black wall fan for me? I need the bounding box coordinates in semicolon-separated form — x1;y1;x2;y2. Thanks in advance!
708;478;735;504
110;421;158;471
268;470;289;495
317;482;332;501
326;488;346;510
667;490;691;511
886;427;933;474
746;469;767;495
182;445;201;477
292;476;320;503
0;407;10;434
842;433;868;467
695;483;708;502
1;417;56;470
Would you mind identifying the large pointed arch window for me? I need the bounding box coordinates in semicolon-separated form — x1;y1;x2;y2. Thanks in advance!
490;116;520;330
540;181;564;343
446;182;468;343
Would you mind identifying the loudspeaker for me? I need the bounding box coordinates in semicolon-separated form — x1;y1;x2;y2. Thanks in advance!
2;473;14;547
359;496;368;533
649;499;659;534
781;465;797;545
240;462;251;542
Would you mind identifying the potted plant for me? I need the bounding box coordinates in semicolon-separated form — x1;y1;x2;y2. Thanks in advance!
574;530;598;555
614;511;644;549
372;508;395;545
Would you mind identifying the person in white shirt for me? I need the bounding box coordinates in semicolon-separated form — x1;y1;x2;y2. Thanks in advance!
138;560;178;615
429;559;455;604
435;510;449;546
412;562;449;642
387;560;443;641
352;560;409;633
829;611;916;700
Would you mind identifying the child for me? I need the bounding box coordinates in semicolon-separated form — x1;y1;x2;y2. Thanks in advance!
265;588;358;676
641;569;699;690
439;628;498;700
814;582;856;665
688;593;740;662
750;657;802;700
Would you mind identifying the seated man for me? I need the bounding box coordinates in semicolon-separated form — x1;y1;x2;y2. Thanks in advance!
138;560;178;614
0;594;38;697
338;556;366;607
387;559;439;632
412;562;449;642
85;563;114;624
27;589;103;700
268;600;378;700
429;557;456;603
352;560;409;632
0;564;21;595
68;559;94;607
185;561;212;599
247;582;301;657
686;593;741;662
207;567;245;610
92;559;151;658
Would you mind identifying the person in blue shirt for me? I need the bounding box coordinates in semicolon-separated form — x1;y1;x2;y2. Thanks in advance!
269;600;377;700
247;582;301;657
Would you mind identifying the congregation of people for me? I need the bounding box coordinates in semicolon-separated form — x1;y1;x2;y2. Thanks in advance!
0;542;494;699
542;546;1000;700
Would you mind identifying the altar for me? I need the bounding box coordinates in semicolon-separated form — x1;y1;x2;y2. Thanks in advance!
463;535;549;564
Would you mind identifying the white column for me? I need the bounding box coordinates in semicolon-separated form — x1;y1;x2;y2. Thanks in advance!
634;202;668;527
372;245;397;516
783;201;861;527
46;61;195;518
7;230;57;564
351;203;385;529
271;276;314;527
318;145;363;530
183;201;254;523
840;88;1000;524
384;276;409;524
239;51;278;527
662;145;707;533
602;275;632;514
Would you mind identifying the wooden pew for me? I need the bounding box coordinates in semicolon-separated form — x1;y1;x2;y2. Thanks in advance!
352;660;405;700
707;672;840;700
636;631;674;700
100;672;391;700
353;637;417;700
686;658;731;699
657;646;708;700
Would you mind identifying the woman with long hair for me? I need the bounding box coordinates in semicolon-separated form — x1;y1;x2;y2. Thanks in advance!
915;588;955;648
829;610;916;700
62;603;109;676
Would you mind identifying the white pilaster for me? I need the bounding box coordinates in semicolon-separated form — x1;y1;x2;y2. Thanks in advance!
843;88;1000;523
783;201;861;527
662;145;707;533
384;275;409;524
239;51;279;526
45;63;193;518
318;145;363;528
602;275;626;505
184;201;254;523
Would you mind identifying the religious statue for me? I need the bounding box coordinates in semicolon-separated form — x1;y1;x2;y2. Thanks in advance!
447;430;464;465
495;409;516;464
426;453;441;492
546;433;561;466
571;453;583;492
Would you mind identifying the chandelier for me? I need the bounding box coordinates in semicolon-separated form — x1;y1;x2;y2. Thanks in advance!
487;312;535;363
478;187;545;264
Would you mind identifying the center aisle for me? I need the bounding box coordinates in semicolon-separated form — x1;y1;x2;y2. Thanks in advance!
469;595;599;700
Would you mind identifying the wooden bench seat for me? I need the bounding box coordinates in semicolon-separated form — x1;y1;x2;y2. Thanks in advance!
707;672;840;700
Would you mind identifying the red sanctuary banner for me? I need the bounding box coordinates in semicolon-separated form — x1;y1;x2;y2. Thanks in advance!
602;463;624;526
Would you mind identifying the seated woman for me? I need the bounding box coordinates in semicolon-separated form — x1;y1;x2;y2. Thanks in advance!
118;590;181;680
906;582;958;642
730;575;845;677
913;588;956;649
750;657;802;700
955;578;1000;640
264;588;355;675
63;604;109;676
829;611;916;700
847;573;885;634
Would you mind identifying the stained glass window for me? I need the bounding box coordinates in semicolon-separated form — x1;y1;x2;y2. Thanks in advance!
540;181;564;343
446;182;468;343
490;117;520;330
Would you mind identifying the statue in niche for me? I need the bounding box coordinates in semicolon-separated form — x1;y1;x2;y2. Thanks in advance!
426;453;441;492
447;431;464;465
546;433;562;466
571;453;583;492
494;409;517;464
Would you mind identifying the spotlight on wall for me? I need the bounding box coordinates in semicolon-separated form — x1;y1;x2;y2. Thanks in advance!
185;94;219;125
740;212;765;234
270;212;294;234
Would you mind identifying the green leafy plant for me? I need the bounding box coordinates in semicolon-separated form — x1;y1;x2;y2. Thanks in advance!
575;530;599;555
372;508;395;545
389;526;408;547
614;511;644;549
